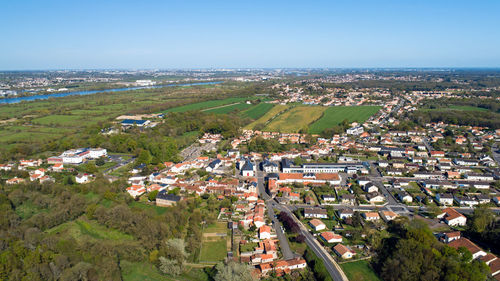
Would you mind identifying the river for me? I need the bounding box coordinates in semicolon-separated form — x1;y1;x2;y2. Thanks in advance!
0;81;222;104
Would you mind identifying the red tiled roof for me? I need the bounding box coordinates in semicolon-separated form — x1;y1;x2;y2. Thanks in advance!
448;238;482;255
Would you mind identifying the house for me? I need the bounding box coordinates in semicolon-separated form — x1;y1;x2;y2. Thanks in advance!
363;182;378;193
156;190;181;207
0;163;13;171
51;163;64;172
442;231;461;243
437;208;467;226
6;177;25;185
320;231;343;243
362;212;380;221
357;177;371;186
259;225;271;240
338;208;354;220
322;195;337;203
333;244;355;259
436;193;454;206
206;159;222;172
397;191;413;203
454;196;478;207
304;208;328;219
126;184;146;198
76;173;92;184
476;194;490;205
340;194;356;205
380;210;398;221
241;160;255;177
309;219;326;231
262;160;279;173
430;151;445;157
448;238;487;259
367;192;385;203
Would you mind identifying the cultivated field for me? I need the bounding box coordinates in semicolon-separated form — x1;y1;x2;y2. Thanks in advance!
264;105;326;133
240;103;275;119
199;222;228;263
203;102;253;114
163;97;254;113
244;104;291;130
308;106;381;134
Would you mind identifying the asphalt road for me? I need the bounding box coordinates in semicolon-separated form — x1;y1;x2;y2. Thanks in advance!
103;154;135;174
256;163;348;281
492;144;500;166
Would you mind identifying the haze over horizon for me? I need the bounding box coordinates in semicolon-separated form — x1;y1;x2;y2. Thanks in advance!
2;0;500;70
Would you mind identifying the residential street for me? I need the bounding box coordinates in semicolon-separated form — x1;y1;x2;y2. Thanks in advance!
256;163;348;281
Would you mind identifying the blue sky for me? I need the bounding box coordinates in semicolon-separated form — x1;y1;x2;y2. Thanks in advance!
1;0;499;69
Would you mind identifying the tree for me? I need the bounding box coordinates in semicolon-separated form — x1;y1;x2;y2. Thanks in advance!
469;206;495;233
214;261;256;281
148;190;159;202
136;150;152;165
95;157;106;166
159;257;182;276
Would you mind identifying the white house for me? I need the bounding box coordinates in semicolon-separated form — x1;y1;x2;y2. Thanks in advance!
320;232;343;243
437;208;467;227
308;219;326;231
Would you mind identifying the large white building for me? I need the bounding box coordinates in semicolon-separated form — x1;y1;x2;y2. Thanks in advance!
57;148;107;164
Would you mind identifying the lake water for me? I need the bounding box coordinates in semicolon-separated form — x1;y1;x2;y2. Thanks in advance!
0;81;222;104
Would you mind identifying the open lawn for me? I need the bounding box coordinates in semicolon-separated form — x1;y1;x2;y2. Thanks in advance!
204;221;228;233
121;261;210;281
46;217;134;241
199;221;228;262
240;103;275;119
244;104;290;130
309;106;381;134
130;201;169;215
163;97;252;113
340;260;381;281
199;238;227;262
32;115;86;126
204;102;253;114
264;105;326;133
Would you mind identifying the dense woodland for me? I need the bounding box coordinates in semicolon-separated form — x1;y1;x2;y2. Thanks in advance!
0;177;237;280
372;218;490;281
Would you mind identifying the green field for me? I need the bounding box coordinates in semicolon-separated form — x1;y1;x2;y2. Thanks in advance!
163;97;252;113
0;82;228;146
203;102;253;114
264;105;326;133
199;221;228;262
309;106;381;134
340;260;381;281
47;217;134;241
204;222;228;232
199;239;227;262
244;104;290;130
240;103;275;119
121;261;210;281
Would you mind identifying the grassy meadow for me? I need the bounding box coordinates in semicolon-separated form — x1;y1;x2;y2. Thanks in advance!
264;105;326;133
308;106;381;134
0;82;246;147
244;104;291;130
340;260;381;281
